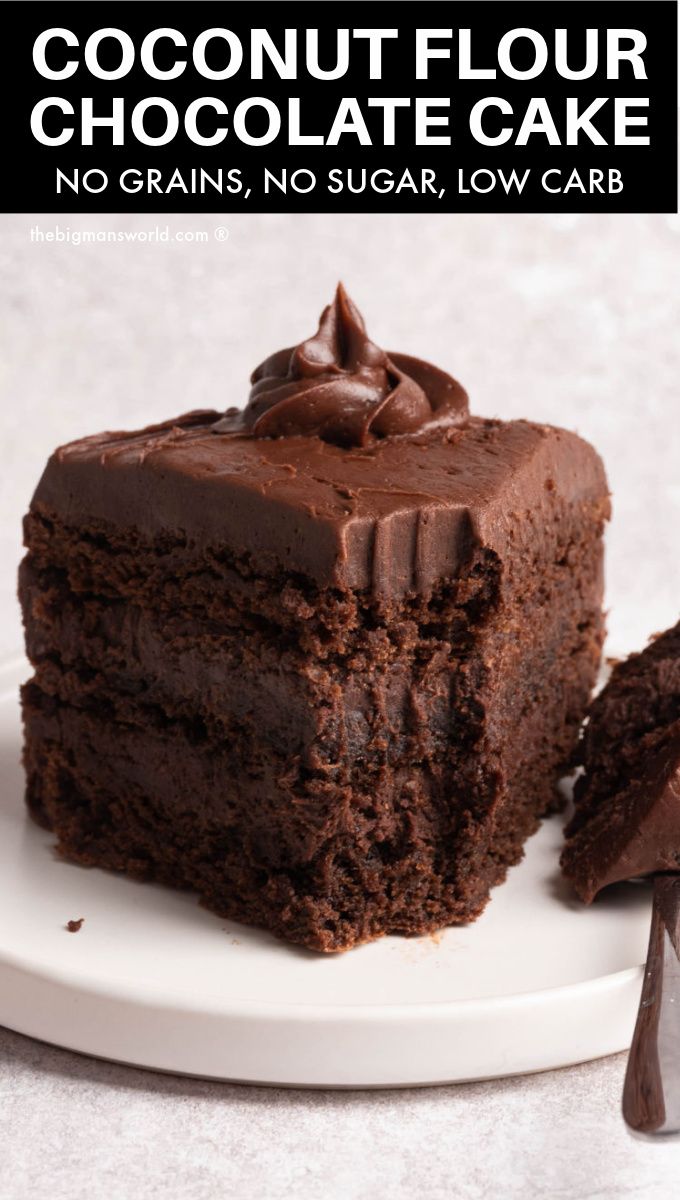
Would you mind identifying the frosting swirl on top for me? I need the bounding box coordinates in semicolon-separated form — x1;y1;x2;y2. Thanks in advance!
239;284;469;447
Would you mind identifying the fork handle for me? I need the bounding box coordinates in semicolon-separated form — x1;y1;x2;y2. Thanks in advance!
622;874;680;1138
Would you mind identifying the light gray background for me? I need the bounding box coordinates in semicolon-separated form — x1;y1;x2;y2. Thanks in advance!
1;212;679;1198
2;211;680;656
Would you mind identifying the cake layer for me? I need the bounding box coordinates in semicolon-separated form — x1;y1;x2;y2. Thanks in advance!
30;413;609;598
21;498;604;953
22;510;499;659
19;544;494;767
23;691;476;870
21;509;604;774
23;680;567;950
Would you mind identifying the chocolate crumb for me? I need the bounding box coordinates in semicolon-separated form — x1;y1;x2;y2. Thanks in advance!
66;918;84;933
562;618;680;902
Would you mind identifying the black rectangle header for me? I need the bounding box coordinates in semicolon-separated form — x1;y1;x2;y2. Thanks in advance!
4;0;678;212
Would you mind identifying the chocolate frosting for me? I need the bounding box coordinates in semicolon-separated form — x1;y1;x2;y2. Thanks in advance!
29;272;609;599
233;284;468;447
562;620;680;902
563;729;680;903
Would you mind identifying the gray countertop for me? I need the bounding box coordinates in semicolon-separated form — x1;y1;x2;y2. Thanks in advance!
2;1027;679;1200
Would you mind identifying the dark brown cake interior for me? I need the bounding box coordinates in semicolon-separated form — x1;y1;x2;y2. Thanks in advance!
562;620;680;901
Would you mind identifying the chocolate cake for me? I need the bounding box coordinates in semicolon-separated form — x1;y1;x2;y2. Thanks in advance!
20;285;610;951
562;620;680;902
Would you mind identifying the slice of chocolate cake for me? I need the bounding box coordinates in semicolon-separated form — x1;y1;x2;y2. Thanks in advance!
562;620;680;902
20;285;610;952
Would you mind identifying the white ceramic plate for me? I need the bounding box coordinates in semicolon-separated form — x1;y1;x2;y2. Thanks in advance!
0;658;650;1087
